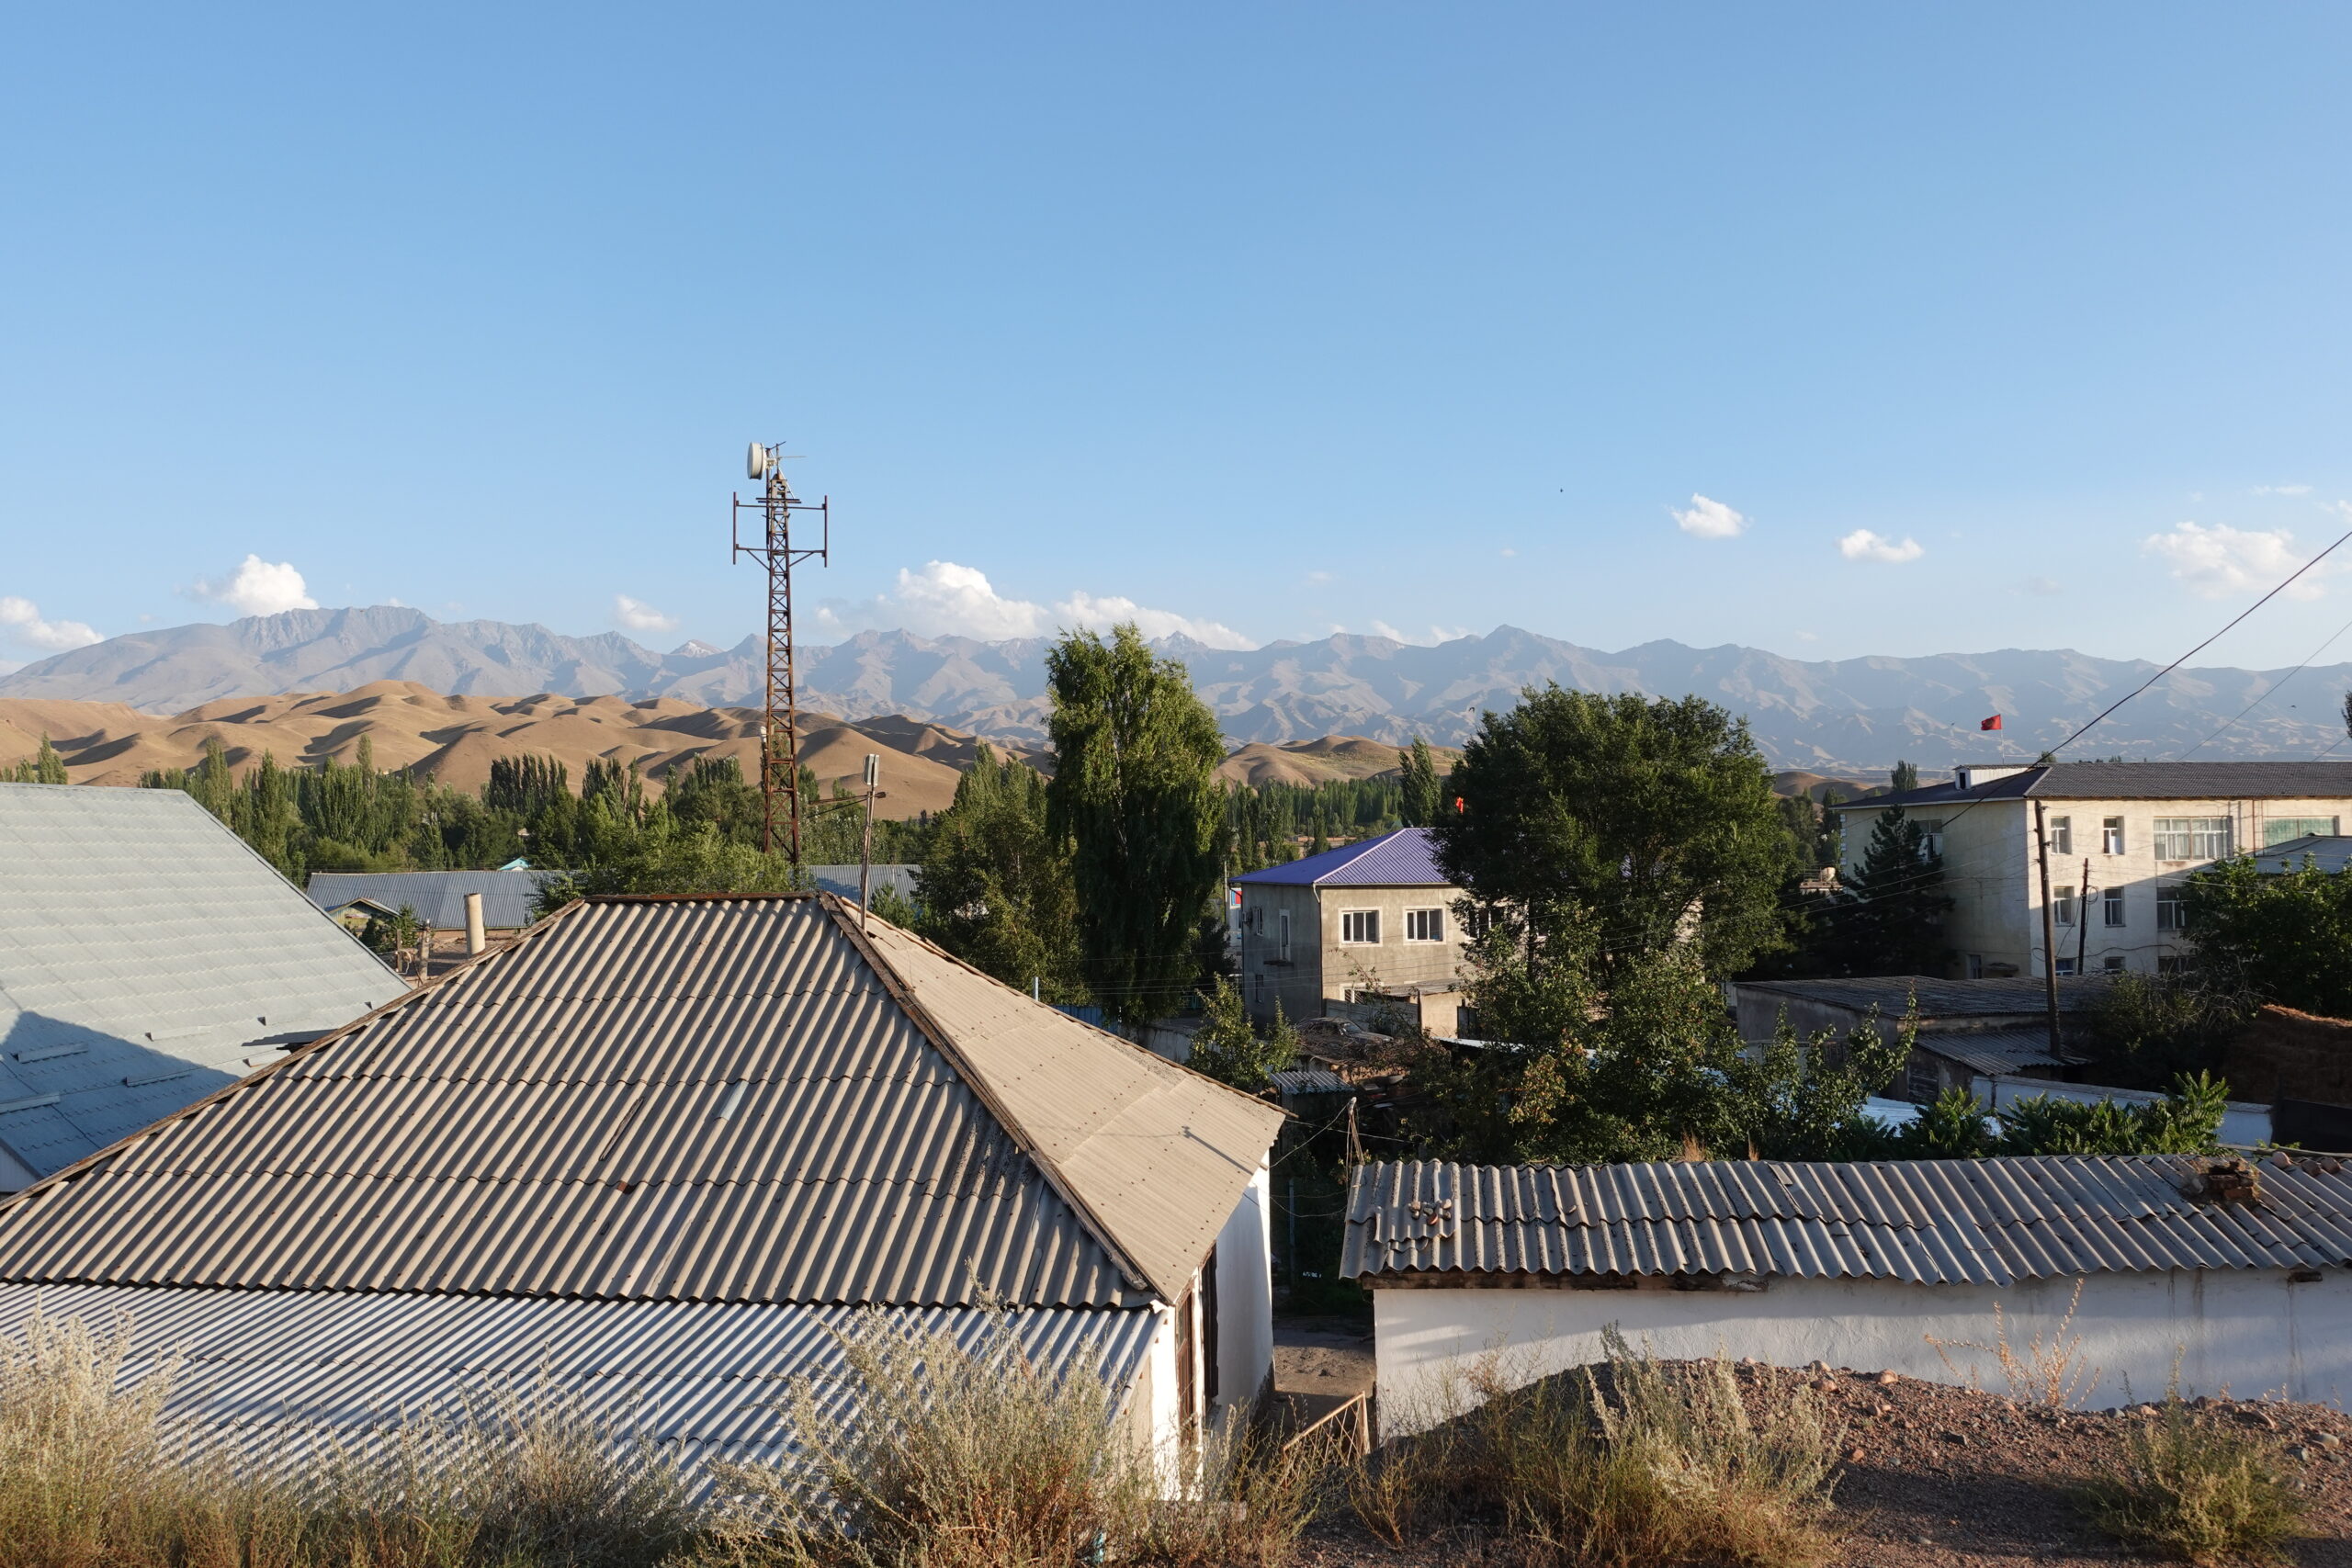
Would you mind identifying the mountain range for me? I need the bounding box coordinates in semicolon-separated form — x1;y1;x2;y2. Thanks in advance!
5;605;2346;773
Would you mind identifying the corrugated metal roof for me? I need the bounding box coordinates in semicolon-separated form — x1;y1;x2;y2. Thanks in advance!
1916;1029;2079;1077
2252;834;2352;874
1830;762;2352;811
0;1281;1155;1490
307;870;550;931
1735;975;2109;1019
0;895;1281;1310
1231;829;1451;887
1342;1156;2352;1286
805;864;920;904
0;784;402;1182
1270;1066;1350;1095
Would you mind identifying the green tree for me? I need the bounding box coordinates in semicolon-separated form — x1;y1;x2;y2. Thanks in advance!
1431;687;1793;977
1045;625;1227;1026
1893;1073;2228;1157
1891;759;1920;792
1184;976;1298;1092
1815;806;1953;976
913;744;1088;1003
7;735;68;784
666;755;763;845
2179;853;2352;1017
1396;738;1442;828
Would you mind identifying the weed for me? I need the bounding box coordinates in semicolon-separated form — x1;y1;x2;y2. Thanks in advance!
2081;1398;2305;1565
1928;1277;2103;1408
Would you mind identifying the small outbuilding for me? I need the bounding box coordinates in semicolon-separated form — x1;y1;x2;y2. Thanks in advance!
307;868;551;933
1344;1156;2352;1430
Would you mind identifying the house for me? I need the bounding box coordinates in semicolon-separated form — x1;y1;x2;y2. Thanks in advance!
308;868;550;933
0;783;401;1191
1231;829;1467;1033
0;893;1285;1480
1342;1155;2352;1432
1729;974;2111;1101
1826;761;2352;979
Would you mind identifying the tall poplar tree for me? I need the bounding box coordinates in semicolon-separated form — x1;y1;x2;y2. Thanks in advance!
915;744;1088;1002
1397;737;1442;827
1045;625;1227;1026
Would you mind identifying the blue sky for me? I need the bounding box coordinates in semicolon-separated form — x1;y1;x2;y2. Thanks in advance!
7;4;2352;671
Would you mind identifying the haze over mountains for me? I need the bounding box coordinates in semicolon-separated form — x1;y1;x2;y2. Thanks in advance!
4;605;2346;773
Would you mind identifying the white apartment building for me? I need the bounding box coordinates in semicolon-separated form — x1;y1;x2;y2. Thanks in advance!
1826;761;2352;980
1230;828;1470;1032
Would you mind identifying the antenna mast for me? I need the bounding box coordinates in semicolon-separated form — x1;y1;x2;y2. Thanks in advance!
732;441;830;866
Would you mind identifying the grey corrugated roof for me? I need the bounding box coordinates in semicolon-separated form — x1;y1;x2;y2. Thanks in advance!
1735;975;2109;1019
0;1281;1155;1494
0;784;402;1183
1830;762;2352;812
307;870;550;931
1341;1156;2352;1286
1914;1028;2083;1077
2251;834;2352;874
0;894;1282;1310
805;864;920;903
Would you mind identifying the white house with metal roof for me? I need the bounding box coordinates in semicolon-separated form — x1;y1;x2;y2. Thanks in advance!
1231;828;1467;1032
0;784;401;1190
1345;1156;2352;1432
0;893;1285;1484
1826;761;2352;980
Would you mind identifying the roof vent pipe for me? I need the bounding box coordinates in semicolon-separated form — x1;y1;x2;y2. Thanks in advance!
465;892;486;958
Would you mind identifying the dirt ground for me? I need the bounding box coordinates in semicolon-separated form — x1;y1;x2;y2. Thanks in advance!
1274;1316;1376;1430
1285;1359;2352;1567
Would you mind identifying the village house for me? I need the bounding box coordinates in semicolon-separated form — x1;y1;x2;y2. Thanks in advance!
1343;1155;2352;1432
0;783;401;1190
1827;761;2352;980
0;894;1284;1478
1231;828;1469;1033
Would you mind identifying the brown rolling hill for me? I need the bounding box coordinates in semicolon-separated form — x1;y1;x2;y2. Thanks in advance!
0;687;1442;819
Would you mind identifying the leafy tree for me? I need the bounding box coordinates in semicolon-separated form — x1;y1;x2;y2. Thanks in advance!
1893;1074;2228;1157
532;821;805;914
7;735;68;784
1811;806;1953;976
1045;625;1227;1026
358;902;422;959
2085;970;2254;1091
1397;738;1442;828
1891;760;1920;792
2179;853;2352;1017
1185;976;1299;1092
1430;686;1793;977
913;744;1088;1003
666;755;763;845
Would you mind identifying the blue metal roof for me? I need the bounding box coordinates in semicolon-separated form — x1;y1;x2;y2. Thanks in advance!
1231;828;1451;887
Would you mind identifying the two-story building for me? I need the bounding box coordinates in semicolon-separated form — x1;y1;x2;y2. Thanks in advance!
1826;761;2352;979
1230;828;1469;1033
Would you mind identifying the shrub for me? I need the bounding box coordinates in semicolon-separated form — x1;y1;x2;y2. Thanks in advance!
2082;1398;2305;1565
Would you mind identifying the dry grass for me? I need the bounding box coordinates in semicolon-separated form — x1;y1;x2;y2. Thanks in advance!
1345;1332;1844;1568
1928;1277;2104;1409
2081;1398;2307;1565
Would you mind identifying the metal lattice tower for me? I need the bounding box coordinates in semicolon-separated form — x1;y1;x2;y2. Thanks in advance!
732;443;829;864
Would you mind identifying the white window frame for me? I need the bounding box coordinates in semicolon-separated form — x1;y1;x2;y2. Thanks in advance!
1339;908;1381;945
1914;818;1945;861
2102;954;2128;974
2052;886;2076;928
2264;816;2339;848
2101;886;2126;928
2156;886;2186;932
2153;816;2232;863
2055;956;2077;976
1403;907;1445;943
2101;817;2125;855
2049;816;2072;856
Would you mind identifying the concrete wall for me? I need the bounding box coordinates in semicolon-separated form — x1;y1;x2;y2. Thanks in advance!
2226;1005;2352;1105
1372;1269;2352;1435
1235;884;1326;1025
1213;1164;1275;1429
1236;882;1464;1027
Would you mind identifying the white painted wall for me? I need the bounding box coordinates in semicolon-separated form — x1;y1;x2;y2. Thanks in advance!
1131;1301;1182;1489
1373;1269;2352;1434
1213;1163;1275;1427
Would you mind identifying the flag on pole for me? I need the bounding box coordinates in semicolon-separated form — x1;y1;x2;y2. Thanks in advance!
1980;715;2003;730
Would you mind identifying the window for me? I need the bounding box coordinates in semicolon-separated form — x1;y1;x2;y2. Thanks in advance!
2157;886;2186;932
2102;886;2126;927
2265;816;2339;847
1914;818;1945;861
2049;816;2073;856
1404;908;1445;943
1277;910;1291;962
1965;953;1984;979
2055;956;2077;976
2052;886;2076;927
1340;909;1381;944
2101;817;2125;854
2102;954;2127;974
2153;817;2232;862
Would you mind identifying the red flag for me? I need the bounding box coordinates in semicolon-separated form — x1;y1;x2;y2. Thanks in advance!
1980;715;2003;731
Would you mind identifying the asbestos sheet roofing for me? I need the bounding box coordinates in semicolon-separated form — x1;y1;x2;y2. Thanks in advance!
306;870;549;931
1342;1156;2352;1287
0;894;1282;1309
0;784;402;1182
1230;828;1450;887
0;1280;1155;1493
1736;975;2110;1019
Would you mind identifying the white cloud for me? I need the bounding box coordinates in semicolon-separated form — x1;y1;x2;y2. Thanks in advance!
1305;570;1334;586
0;596;101;651
2014;575;2064;597
857;560;1255;649
187;555;318;616
1499;546;1517;558
1671;494;1747;539
613;594;677;633
1838;529;1925;564
1794;630;1819;642
1369;621;1476;646
2254;483;2313;496
2142;520;2325;599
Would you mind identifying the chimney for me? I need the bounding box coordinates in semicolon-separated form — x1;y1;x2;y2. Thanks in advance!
465;892;487;958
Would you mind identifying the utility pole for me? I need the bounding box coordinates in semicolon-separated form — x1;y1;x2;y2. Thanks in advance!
732;442;830;866
858;752;883;932
2034;800;2063;1055
2075;858;2091;979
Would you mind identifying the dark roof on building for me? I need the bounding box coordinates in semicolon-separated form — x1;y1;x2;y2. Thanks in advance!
1231;828;1451;888
1828;761;2352;812
308;869;550;931
1341;1156;2352;1286
0;894;1283;1310
2251;835;2352;875
1734;975;2110;1020
0;784;402;1183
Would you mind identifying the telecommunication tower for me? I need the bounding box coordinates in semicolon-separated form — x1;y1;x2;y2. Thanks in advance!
732;442;830;863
